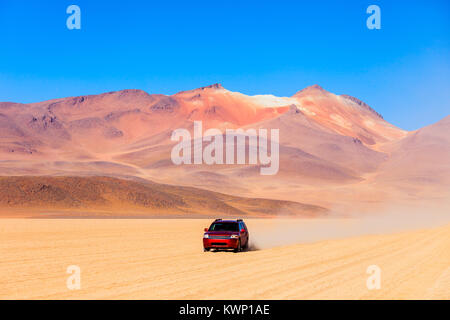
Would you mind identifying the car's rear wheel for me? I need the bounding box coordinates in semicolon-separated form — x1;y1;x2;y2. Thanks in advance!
204;248;210;252
242;238;249;251
234;240;241;253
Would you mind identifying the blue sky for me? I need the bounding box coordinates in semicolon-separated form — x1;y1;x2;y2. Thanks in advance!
0;0;448;130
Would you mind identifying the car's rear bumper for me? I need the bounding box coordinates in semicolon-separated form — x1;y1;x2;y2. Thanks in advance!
203;238;239;249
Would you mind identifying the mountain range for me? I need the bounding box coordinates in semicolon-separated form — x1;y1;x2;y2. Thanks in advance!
0;84;448;217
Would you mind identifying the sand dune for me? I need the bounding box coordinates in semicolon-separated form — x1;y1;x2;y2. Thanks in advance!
0;219;448;299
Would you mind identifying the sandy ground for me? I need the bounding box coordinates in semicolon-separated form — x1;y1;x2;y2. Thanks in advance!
0;219;449;299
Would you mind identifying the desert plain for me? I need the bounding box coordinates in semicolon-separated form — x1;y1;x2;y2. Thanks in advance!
0;218;449;300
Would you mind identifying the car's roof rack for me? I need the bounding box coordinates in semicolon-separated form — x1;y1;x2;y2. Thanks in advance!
213;218;243;222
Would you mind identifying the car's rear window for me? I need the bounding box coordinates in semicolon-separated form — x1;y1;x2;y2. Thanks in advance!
209;222;239;232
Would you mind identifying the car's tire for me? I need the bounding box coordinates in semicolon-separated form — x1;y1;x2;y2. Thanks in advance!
204;248;210;252
242;238;249;251
234;240;241;253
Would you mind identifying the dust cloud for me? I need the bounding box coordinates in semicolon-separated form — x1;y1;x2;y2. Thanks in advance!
248;202;450;250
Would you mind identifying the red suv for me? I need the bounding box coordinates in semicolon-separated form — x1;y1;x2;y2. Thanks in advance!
203;219;249;252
